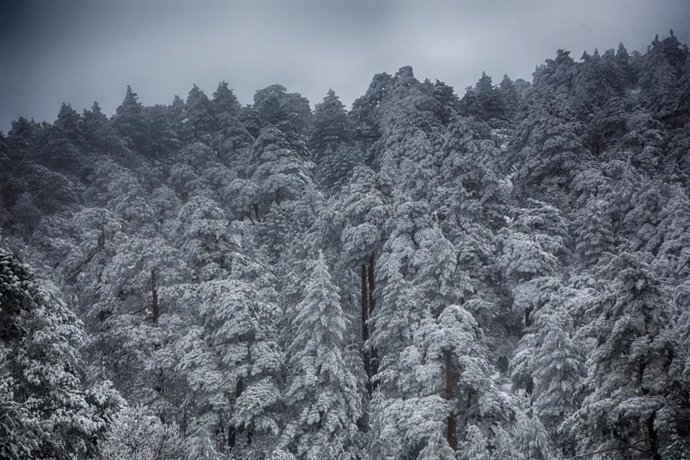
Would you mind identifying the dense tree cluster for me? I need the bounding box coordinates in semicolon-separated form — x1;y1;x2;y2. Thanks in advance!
1;33;690;459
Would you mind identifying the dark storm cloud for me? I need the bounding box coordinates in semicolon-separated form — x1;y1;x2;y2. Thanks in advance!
1;0;689;132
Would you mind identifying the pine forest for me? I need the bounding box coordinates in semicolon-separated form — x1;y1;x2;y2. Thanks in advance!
2;32;690;460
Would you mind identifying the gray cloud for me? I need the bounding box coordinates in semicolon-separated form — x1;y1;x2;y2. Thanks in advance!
1;0;689;132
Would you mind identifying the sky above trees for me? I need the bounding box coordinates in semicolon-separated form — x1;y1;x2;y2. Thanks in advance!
1;0;689;131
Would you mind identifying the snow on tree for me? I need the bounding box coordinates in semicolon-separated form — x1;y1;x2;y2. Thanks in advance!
253;84;312;133
176;195;237;280
193;278;283;458
183;85;217;142
459;72;505;121
350;72;395;145
3;33;690;459
370;200;455;390
112;85;155;155
212;81;241;118
511;300;587;449
653;184;690;281
100;405;184;460
37;103;84;171
276;253;361;459
562;253;680;459
311;89;353;155
81;101;126;157
0;248;121;459
247;126;314;215
639;32;688;120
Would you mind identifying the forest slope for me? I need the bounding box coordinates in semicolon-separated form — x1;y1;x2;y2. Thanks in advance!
1;33;690;459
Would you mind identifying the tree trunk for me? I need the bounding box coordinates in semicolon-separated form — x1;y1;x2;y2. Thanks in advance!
67;225;106;282
361;264;369;341
361;264;373;395
525;305;533;328
253;203;261;222
97;225;105;251
367;253;379;389
647;412;661;460
367;252;376;316
444;349;458;450
228;377;245;448
151;268;159;323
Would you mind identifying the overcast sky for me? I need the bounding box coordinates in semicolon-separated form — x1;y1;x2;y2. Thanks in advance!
1;0;689;132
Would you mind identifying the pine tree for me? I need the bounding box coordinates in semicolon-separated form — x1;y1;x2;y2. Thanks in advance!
183;84;217;142
639;32;689;121
196;278;283;458
530;307;586;442
212;81;241;118
311;89;359;192
350;72;395;145
38;103;83;170
0;249;121;459
211;82;253;159
248;126;313;214
254;84;312;133
311;89;353;155
460;72;505;121
431;80;460;126
112;85;152;154
176;195;237;280
562;253;679;459
100;405;184;460
82;101;123;156
430;305;516;450
574;198;615;267
498;75;519;119
277;253;361;459
316;143;361;194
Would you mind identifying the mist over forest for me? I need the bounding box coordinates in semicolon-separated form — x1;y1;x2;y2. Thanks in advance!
2;30;690;459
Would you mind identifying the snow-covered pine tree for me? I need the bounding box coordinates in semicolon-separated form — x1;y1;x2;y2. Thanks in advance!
0;248;121;459
562;253;680;459
276;253;362;459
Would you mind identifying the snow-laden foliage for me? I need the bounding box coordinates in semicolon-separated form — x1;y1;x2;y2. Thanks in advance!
100;405;184;460
0;249;121;459
1;32;690;459
276;253;361;459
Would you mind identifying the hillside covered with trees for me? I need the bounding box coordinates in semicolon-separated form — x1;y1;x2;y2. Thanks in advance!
2;33;690;459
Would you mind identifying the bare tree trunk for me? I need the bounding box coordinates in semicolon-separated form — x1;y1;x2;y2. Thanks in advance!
151;268;159;324
444;349;458;451
253;203;261;222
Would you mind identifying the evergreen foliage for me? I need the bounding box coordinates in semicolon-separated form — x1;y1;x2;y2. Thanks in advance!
2;32;690;459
